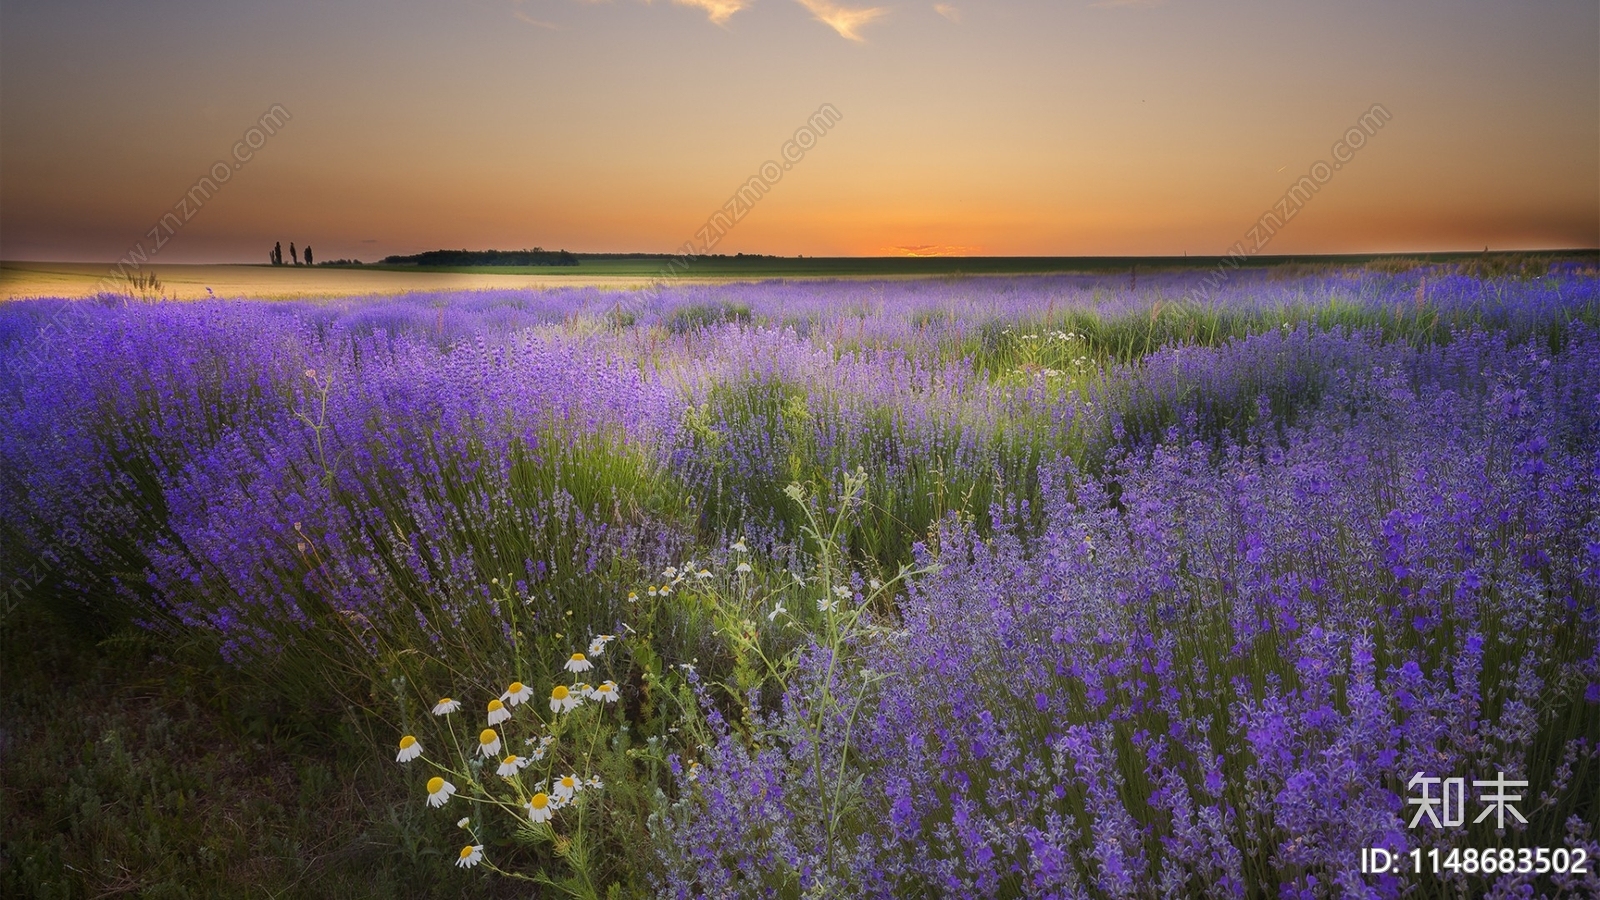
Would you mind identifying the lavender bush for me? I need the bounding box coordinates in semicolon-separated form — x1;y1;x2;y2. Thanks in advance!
2;263;1596;897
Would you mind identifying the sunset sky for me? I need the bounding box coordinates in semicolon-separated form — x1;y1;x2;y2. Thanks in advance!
1;0;1595;263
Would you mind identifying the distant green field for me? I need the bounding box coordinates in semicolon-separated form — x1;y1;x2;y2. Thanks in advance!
355;250;1599;279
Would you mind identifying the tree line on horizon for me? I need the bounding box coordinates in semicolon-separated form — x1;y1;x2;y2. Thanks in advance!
380;248;579;267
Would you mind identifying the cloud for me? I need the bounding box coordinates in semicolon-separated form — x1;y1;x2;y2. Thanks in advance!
1089;0;1165;7
887;244;979;257
508;1;561;28
792;0;888;41
672;0;751;25
933;3;959;23
513;10;561;27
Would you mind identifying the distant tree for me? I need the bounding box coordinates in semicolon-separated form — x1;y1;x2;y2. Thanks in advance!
290;243;299;265
380;248;579;267
273;241;283;265
305;245;314;266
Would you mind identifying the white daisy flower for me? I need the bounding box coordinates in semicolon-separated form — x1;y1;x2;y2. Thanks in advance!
659;583;672;596
731;539;748;553
574;682;594;699
457;817;471;829
478;728;502;758
833;584;852;599
396;734;423;763
456;845;484;868
591;681;620;703
627;590;639;603
767;603;786;621
486;698;511;725
735;562;752;574
502;681;531;706
550;684;582;713
553;773;580;800
588;635;614;656
647;585;659;597
526;792;554;823
696;568;713;580
565;653;592;673
497;754;527;777
432;698;461;716
426;776;456;808
586;775;604;790
817;597;837;613
662;566;678;579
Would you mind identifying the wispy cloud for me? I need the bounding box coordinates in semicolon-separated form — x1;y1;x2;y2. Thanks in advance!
792;0;887;41
513;10;561;27
934;3;960;23
1089;0;1165;8
508;0;561;28
672;0;752;25
887;244;979;257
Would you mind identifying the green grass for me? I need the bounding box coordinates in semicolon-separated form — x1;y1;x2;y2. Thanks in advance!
0;605;541;899
328;250;1598;281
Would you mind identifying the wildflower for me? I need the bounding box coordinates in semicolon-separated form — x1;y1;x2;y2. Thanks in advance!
588;635;614;656
426;776;456;808
456;845;484;868
432;698;461;716
731;539;748;553
526;792;554;823
553;773;580;800
565;652;592;673
663;566;678;579
478;728;502;758
659;583;672;596
833;584;851;599
457;817;470;829
736;562;752;574
574;682;594;698
586;775;604;790
550;684;581;713
627;590;639;603
696;568;712;580
486;698;511;725
396;734;423;763
687;761;702;782
818;597;837;613
647;585;659;597
497;754;527;777
768;603;787;621
502;681;531;706
592;681;620;703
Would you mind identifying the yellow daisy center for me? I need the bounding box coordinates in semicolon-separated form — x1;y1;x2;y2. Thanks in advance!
437;697;451;705
399;735;416;749
570;653;586;663
487;699;504;712
459;845;475;860
560;776;575;787
530;792;549;809
427;776;445;794
507;681;524;694
479;728;497;745
551;685;570;700
503;755;518;765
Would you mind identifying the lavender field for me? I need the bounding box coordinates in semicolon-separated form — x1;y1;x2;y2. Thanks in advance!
3;263;1599;898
